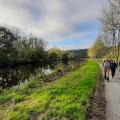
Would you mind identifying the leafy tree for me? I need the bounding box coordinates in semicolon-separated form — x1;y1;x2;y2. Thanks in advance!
0;26;47;64
48;47;64;59
16;36;47;61
0;26;18;62
48;52;58;61
88;36;105;58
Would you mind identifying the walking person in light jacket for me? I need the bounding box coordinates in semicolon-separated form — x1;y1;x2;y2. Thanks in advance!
103;60;111;82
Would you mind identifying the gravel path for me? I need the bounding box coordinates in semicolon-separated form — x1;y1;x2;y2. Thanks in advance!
105;68;120;120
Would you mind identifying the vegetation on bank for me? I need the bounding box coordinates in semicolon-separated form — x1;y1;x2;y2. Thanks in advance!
0;60;100;120
0;26;47;65
0;26;88;67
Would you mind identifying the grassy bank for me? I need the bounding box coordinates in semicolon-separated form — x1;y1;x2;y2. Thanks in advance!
0;60;100;120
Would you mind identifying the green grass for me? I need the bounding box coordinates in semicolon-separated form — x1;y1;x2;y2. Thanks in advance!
0;60;100;120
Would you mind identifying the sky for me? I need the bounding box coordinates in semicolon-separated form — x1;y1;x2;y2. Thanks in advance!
0;0;107;50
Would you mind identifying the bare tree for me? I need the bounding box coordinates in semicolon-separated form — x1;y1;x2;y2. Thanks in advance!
101;0;120;60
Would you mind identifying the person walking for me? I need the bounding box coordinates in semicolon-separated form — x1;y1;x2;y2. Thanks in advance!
110;60;117;78
103;60;110;81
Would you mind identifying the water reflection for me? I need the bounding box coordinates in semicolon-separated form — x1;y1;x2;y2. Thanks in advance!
0;60;79;88
0;63;51;88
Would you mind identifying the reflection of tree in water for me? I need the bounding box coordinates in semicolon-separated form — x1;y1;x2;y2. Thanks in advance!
0;64;45;88
0;62;56;88
62;60;69;66
0;60;82;88
49;62;57;70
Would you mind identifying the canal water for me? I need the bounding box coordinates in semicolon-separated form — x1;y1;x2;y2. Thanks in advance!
0;60;79;88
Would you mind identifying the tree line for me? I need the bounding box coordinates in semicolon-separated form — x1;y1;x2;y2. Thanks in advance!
0;26;88;66
88;0;120;61
66;49;88;59
0;26;47;65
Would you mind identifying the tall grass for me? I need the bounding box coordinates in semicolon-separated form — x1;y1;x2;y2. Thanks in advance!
0;60;100;120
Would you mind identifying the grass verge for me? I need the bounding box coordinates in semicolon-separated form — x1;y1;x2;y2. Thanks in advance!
0;60;100;120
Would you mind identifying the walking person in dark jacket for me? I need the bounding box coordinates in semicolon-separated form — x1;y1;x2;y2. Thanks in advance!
110;60;117;78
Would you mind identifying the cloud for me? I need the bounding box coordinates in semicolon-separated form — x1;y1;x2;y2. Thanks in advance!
0;0;106;49
0;0;31;29
44;32;88;42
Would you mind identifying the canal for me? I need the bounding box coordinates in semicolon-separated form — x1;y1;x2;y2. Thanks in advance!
0;60;81;88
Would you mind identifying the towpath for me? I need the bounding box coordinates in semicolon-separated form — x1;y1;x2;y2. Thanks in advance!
105;68;120;120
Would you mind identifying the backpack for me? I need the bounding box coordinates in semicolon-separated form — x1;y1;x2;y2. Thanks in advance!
104;61;110;69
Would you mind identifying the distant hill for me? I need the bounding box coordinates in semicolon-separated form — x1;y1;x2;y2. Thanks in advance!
66;49;88;58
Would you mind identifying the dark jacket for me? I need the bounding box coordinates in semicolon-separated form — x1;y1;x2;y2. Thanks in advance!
110;62;117;70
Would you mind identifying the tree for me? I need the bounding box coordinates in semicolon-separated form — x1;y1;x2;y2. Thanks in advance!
48;52;58;61
48;47;64;59
16;35;47;61
88;36;105;58
0;26;18;62
0;26;48;64
101;0;120;60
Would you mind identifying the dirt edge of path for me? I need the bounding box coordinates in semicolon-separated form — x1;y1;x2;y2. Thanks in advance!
86;72;106;120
